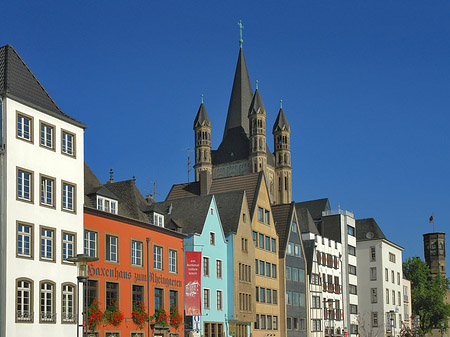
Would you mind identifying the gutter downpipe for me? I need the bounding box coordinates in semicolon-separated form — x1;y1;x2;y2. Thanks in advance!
0;95;6;337
147;237;151;337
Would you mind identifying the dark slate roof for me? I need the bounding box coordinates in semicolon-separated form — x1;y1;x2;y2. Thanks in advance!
272;107;290;133
303;239;316;280
212;126;250;165
156;195;215;235
272;202;294;257
223;47;253;139
84;163;103;194
88;185;118;200
297;207;320;235
248;89;265;116
214;190;246;234
296;198;330;221
166;181;200;201
193;103;211;128
0;44;85;128
356;218;386;242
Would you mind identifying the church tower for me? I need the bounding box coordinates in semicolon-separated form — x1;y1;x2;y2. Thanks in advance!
273;103;292;204
193;99;212;181
423;232;446;278
248;87;267;173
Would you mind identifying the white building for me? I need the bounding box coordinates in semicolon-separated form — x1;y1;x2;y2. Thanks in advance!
356;218;405;337
0;44;86;336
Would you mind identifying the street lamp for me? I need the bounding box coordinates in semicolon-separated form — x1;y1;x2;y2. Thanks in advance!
68;254;99;337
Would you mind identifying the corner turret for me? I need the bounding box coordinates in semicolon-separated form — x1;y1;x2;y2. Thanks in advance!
193;99;212;181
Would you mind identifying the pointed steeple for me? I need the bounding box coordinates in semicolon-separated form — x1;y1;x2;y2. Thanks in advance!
223;47;253;139
248;88;266;116
272;107;290;133
193;102;211;129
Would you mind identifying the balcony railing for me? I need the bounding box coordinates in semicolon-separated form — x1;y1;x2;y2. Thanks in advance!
62;312;76;323
16;311;33;322
40;311;56;323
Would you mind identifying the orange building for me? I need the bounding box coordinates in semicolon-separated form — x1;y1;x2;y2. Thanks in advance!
83;165;184;337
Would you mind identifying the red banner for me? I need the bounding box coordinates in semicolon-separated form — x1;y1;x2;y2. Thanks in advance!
185;251;202;316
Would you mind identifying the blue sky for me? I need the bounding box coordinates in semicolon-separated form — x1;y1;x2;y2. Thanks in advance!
3;1;449;266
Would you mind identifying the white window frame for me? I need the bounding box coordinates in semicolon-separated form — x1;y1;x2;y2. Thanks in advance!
132;240;143;266
62;130;75;156
216;259;222;279
106;234;118;262
168;249;177;273
17;113;32;141
40;227;54;261
17;223;32;258
210;232;216;246
154;213;164;227
62;182;75;212
16;279;33;322
40;122;54;149
84;230;97;257
153;245;163;270
40;282;55;322
40;176;54;207
217;290;223;310
62;284;76;323
203;256;210;276
96;196;118;214
17;169;32;201
62;232;75;261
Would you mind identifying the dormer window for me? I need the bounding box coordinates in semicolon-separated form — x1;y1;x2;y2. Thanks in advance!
96;196;118;214
154;213;164;227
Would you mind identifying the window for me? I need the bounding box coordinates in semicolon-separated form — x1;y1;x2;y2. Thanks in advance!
311;273;320;285
153;246;163;270
62;130;75;156
349;264;356;275
169;290;178;309
241;238;248;252
267;315;273;330
398;291;401;306
62;283;76;323
84;230;97;257
217;290;223;310
370;246;376;261
154;288;163;310
255;314;260;329
271;238;276;252
40;227;54;261
300;318;305;330
169;249;177;273
216;259;223;278
371;288;377;303
259;233;264;249
264;210;270;224
106;282;119;309
372;312;378;327
349;284;357;295
287;317;292;330
350;304;358;314
292;268;298;282
397;272;401;285
385;268;389;281
40;175;55;207
292;221;297;232
266;289;272;303
203;257;210;276
62;232;75;262
259;260;264;275
253;231;257;247
133;285;145;304
132;240;143;267
348;245;356;256
265;236;270;251
299;269;305;282
273;290;278;304
299;293;305;306
294;244;301;256
370;267;377;281
106;235;118;262
312;319;321;332
260;315;266;329
347;225;355;236
86;280;98;307
386;288;389;304
271;264;277;279
17;168;33;202
312;296;321;308
266;262;271;277
210;232;216;245
389;253;396;263
392;270;395;283
392;290;396;305
273;316;278;330
17;223;33;258
40;281;55;322
286;266;291;280
40;122;54;149
153;213;164;227
17;113;33;142
292;292;298;305
96;196;118;214
258;207;264;222
287;242;293;255
350;324;358;334
62;182;75;212
259;287;266;303
16;278;33;322
255;259;258;274
204;288;210;309
286;291;292;305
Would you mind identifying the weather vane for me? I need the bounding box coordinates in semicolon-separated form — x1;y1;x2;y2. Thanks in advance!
280;99;283;109
238;20;244;47
201;94;204;104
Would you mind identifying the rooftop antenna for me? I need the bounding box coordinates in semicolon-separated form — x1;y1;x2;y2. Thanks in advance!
147;181;161;201
238;20;244;47
185;147;193;183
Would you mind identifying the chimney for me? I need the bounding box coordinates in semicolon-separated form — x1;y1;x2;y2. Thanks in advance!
199;170;212;196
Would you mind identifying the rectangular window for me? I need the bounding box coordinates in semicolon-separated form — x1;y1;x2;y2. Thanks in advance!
349;264;357;275
265;236;270;251
393;290;396;305
385;268;389;281
17;113;32;141
153;246;163;270
106;282;119;310
217;290;223;310
287;317;292;330
17;223;33;258
398;291;401;306
40;282;55;322
203;257;210;276
62;284;75;323
271;238;276;252
255;314;259;329
312;296;321;308
154;288;163;310
372;312;378;327
210;232;216;245
17;169;33;202
267;315;273;330
272;290;278;304
153;213;164;227
272;264;277;279
266;262;271;277
62;232;75;261
258;207;264;222
300;318;305;330
273;316;278;330
260;287;266;303
286;291;292;305
241;238;248;252
286;266;291;280
294;244;301;256
40;175;55;207
371;288;377;303
386;288;389;304
311;273;320;285
204;288;210;309
350;304;358;314
132;285;145;304
348;245;356;256
132;240;143;267
389;252;396;263
370;267;377;281
62;182;75;212
62;130;75;156
259;233;264;249
266;288;272;304
216;259;223;278
292;292;298;306
84;230;97;257
169;290;178;309
292;268;298;282
392;270;395;283
287;242;294;255
16;279;33;322
40;227;54;261
397;272;401;285
260;315;266;329
349;284;357;295
299;293;305;306
370;246;376;261
106;235;118;262
253;231;257;247
347;225;355;236
86;280;98;307
298;269;305;282
259;260;264;275
169;249;177;273
312;319;322;332
40;122;54;149
264;210;270;224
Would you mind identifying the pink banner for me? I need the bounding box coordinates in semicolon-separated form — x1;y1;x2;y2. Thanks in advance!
184;251;202;316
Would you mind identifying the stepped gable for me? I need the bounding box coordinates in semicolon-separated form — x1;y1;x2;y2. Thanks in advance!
0;44;85;128
209;172;261;215
272;202;295;256
296;207;320;235
296;198;330;221
355;218;386;242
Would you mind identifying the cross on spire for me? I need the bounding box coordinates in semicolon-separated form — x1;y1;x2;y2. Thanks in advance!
238;20;244;47
256;80;258;90
201;94;204;104
280;99;283;109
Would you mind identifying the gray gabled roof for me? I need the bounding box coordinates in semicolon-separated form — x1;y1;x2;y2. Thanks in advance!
272;107;290;133
296;198;330;221
223;47;253;139
303;239;316;280
88;185;118;200
214;190;246;234
212;126;250;165
272;202;295;257
193;102;211;128
356;218;386;242
248;89;265;116
297;207;320;235
0;44;86;128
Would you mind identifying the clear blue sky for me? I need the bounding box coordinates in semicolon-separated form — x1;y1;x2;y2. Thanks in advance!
3;1;449;267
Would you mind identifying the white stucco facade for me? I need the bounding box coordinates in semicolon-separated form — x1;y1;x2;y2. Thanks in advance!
0;96;85;336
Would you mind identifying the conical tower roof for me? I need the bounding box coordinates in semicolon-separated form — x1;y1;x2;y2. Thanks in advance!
223;47;253;139
248;89;266;116
193;103;211;128
272;107;290;133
